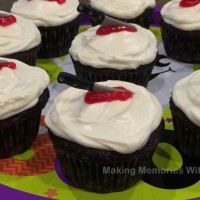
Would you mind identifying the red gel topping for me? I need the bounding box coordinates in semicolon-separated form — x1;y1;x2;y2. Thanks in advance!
0;15;16;27
96;25;137;35
28;0;66;4
47;0;66;4
84;86;133;104
180;0;200;7
0;62;16;70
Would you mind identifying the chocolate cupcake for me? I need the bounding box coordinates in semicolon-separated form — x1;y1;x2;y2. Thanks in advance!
11;0;81;58
160;0;200;63
45;80;164;193
89;0;156;28
170;70;200;161
0;11;41;66
69;23;158;87
0;58;49;158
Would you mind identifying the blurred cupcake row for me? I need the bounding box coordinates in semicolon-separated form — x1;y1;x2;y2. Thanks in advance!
1;0;200;63
0;0;81;62
0;0;199;195
2;0;199;86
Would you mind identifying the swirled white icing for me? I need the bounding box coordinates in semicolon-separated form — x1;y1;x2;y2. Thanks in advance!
0;57;49;120
69;24;157;70
172;70;200;126
90;0;156;19
45;80;163;154
0;11;41;56
161;0;200;31
11;0;79;27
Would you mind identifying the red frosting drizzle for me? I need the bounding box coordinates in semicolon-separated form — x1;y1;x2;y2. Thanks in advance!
0;62;16;70
84;86;133;104
28;0;66;4
180;0;200;7
96;25;137;36
0;15;16;27
47;0;66;4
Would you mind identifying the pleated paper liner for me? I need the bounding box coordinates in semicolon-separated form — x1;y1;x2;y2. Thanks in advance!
170;98;200;161
4;44;41;66
71;55;158;88
160;18;200;63
49;119;164;193
90;8;154;29
0;88;49;159
37;16;81;58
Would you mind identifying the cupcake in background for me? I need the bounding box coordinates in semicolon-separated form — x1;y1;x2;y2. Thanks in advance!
69;23;158;87
160;0;200;63
170;70;200;161
11;0;81;58
45;79;164;193
0;11;41;66
0;57;49;158
89;0;156;28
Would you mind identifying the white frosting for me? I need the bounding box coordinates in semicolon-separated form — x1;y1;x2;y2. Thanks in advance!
172;70;200;127
90;0;156;19
69;24;157;70
0;57;49;120
45;80;162;154
0;11;41;56
11;0;79;27
161;0;200;31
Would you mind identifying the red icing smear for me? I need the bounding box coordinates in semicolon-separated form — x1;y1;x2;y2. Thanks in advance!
0;62;16;70
28;0;66;4
84;86;133;104
47;0;66;4
0;15;16;27
180;0;200;7
96;25;137;36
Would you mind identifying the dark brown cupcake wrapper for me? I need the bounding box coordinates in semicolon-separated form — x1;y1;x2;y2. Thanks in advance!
90;8;154;29
49;119;164;193
4;44;41;66
37;16;81;58
170;99;200;161
71;55;157;88
0;88;49;159
160;18;200;63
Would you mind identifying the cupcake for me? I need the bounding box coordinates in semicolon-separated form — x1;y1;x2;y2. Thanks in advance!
45;80;164;193
170;70;200;161
69;23;158;87
11;0;81;58
0;11;41;66
89;0;156;28
0;57;49;158
160;0;200;63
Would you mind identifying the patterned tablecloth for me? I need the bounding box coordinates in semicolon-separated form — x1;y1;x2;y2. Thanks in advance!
1;9;200;200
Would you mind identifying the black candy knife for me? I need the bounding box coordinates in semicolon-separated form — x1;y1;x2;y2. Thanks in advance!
57;72;126;92
77;4;136;28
